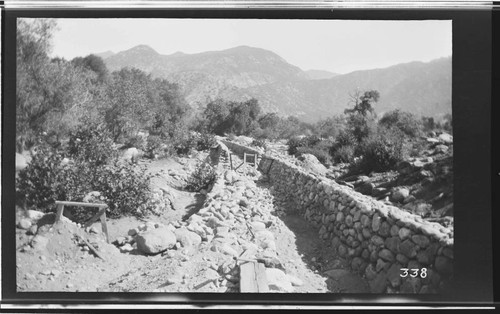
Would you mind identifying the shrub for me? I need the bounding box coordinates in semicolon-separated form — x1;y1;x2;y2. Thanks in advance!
287;136;305;155
331;145;356;163
16;143;158;221
184;161;218;192
16;145;73;213
123;134;146;151
173;134;197;156
88;160;156;219
145;135;164;158
303;135;321;147
354;127;410;173
195;133;217;151
335;129;358;147
67;124;117;166
379;109;423;138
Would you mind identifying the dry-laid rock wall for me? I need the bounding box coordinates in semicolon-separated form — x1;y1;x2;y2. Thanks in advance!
222;140;454;294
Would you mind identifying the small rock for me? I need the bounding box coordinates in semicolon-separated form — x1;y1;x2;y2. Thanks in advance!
287;275;304;287
120;243;134;252
27;224;38;236
438;133;453;144
128;229;138;237
266;268;294;292
17;218;32;230
391;188;410;203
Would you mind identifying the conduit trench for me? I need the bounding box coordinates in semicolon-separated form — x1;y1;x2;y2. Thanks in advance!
222;140;454;294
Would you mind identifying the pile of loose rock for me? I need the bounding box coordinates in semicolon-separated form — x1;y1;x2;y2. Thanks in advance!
113;153;305;292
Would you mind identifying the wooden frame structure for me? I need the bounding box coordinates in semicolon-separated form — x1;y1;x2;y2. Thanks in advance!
55;201;110;243
229;152;259;171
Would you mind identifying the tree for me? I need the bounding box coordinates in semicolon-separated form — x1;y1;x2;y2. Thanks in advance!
379;109;423;138
16;18;58;152
343;89;380;143
344;89;380;117
71;54;109;82
227;98;261;136
16;19;97;151
103;68;189;142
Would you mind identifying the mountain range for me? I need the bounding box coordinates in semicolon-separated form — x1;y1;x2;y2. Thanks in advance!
98;45;451;122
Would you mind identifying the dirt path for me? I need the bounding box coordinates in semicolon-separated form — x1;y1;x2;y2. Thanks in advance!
275;213;369;293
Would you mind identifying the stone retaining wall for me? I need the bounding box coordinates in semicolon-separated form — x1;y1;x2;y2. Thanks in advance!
222;140;454;294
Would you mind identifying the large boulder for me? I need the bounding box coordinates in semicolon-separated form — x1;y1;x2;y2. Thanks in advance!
174;227;202;248
266;268;294;292
299;154;328;176
122;147;142;164
136;227;177;254
438;133;453;144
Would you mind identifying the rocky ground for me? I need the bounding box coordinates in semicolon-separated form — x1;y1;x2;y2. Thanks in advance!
15;132;453;293
16;148;369;293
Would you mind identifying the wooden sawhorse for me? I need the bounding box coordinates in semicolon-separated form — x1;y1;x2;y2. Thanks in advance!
55;201;110;243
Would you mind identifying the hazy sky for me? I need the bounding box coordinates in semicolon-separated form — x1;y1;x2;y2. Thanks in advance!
50;18;452;74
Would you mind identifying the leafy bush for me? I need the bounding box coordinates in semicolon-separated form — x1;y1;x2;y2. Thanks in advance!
123;134;146;151
195;133;217;151
67;123;117;166
17;141;158;221
173;133;197;156
16;146;71;213
303;135;322;148
335;129;358;147
295;146;332;167
184;161;218;192
331;145;356;163
87;160;155;219
287;136;306;155
145;135;164;158
379;109;423;138
354;127;410;173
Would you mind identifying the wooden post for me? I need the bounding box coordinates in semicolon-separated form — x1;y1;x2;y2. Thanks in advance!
100;210;110;244
229;153;233;170
243;152;247;165
83;207;106;229
255;262;269;292
240;262;257;292
55;203;65;223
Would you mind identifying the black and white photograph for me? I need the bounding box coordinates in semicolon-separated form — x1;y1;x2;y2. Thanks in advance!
14;17;454;294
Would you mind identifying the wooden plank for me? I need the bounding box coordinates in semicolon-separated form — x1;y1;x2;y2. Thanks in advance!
83;207;106;229
55;201;107;208
55;204;65;223
240;262;257;293
229;153;233;170
100;210;110;243
75;234;106;261
255;263;269;292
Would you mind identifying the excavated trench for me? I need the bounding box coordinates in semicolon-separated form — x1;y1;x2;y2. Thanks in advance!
222;140;454;294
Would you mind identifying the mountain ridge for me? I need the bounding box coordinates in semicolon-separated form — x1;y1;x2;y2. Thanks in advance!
100;44;451;122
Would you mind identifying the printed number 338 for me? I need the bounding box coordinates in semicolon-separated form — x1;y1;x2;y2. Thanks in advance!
400;268;427;278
